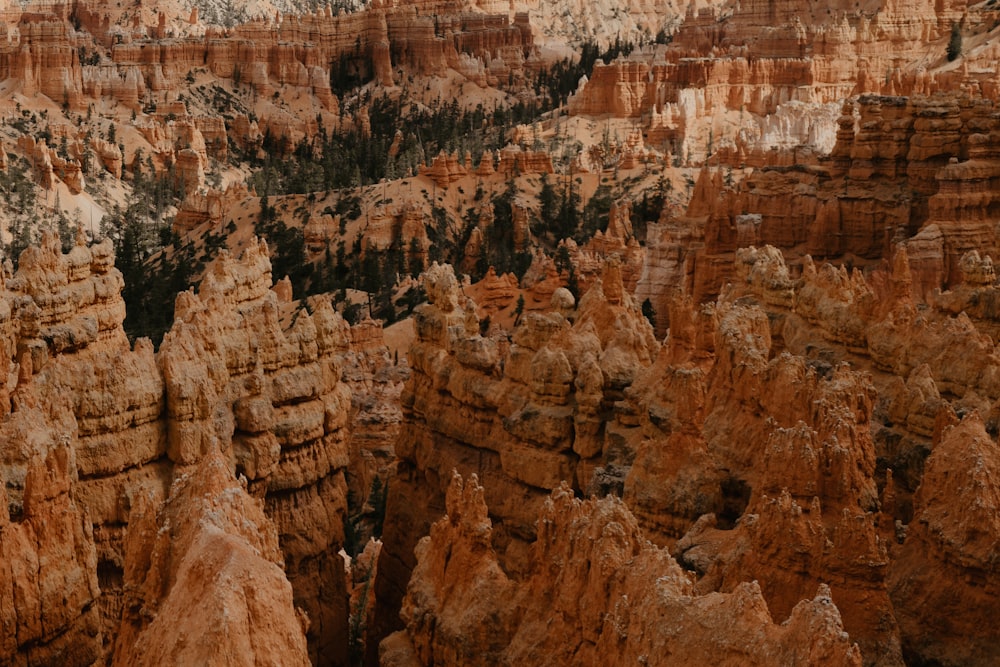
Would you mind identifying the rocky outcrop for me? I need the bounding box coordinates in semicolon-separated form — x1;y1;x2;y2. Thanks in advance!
733;243;1000;492
496;145;554;177
381;471;863;667
888;412;1000;666
0;440;102;667
637;94;1000;322
0;0;536;122
0;230;168;649
339;316;408;525
0;231;366;664
566;0;983;163
111;452;310;666
567;224;1000;666
158;238;352;664
419;151;468;189
373;260;658;658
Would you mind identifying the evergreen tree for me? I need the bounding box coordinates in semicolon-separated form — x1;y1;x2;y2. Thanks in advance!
557;176;580;241
539;173;560;239
577;185;613;243
947;22;962;61
407;237;424;277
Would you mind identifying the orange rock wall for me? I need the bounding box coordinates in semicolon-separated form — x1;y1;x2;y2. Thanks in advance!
0;233;369;665
636;94;1000;331
381;472;863;667
372;260;658;658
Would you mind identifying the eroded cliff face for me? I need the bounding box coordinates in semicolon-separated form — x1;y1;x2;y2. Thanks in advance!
0;441;102;667
6;0;1000;663
636;94;1000;335
714;243;1000;665
0;0;537;187
0;231;386;665
0;230;166;656
381;471;863;667
111;451;311;667
372;259;659;655
565;0;989;163
888;412;1000;666
376;224;1000;666
157;238;353;663
575;282;899;664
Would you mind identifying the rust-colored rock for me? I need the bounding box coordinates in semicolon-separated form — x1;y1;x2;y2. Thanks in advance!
889;412;1000;666
0;439;102;666
419;151;468;189
158;239;352;664
382;472;863;667
373;260;658;654
111;451;310;667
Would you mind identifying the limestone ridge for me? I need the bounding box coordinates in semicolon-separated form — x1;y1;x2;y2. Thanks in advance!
0;233;365;665
381;471;863;667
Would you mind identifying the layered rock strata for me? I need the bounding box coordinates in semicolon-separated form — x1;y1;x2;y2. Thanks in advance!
0;442;102;666
566;0;982;161
636;94;1000;333
888;412;1000;666
376;232;1000;665
381;472;863;667
0;232;368;665
373;259;658;657
0;0;535;115
156;239;353;664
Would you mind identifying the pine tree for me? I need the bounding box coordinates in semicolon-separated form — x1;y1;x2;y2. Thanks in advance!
539;173;559;238
947;23;962;61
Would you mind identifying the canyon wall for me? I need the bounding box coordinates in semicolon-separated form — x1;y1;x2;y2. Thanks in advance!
636;94;1000;336
0;0;536;119
567;0;995;162
371;258;658;659
0;232;397;666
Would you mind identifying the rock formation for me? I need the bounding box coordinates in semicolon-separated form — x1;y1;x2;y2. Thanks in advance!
375;219;1000;665
566;0;986;163
111;452;310;666
381;471;863;667
0;231;373;665
637;94;1000;331
0;442;102;667
888;411;1000;666
158;239;353;664
373;259;658;657
5;0;1000;664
